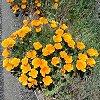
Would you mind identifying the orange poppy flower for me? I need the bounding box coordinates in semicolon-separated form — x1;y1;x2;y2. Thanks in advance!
29;69;38;78
20;64;31;73
32;58;41;68
76;42;85;50
64;56;73;64
6;0;15;3
60;24;68;30
86;58;96;67
76;60;86;72
26;50;37;59
53;35;62;42
10;58;20;67
22;0;27;3
62;33;72;43
35;27;42;32
55;29;64;36
87;48;99;57
2;49;10;57
28;77;37;88
40;66;51;77
78;53;88;61
21;57;28;65
54;43;62;49
33;42;42;50
43;76;53;86
59;51;67;58
51;57;60;66
67;39;75;48
64;64;74;72
1;38;15;48
54;3;58;8
19;74;28;86
21;4;26;9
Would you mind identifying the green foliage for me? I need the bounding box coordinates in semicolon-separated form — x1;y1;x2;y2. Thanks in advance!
42;0;100;99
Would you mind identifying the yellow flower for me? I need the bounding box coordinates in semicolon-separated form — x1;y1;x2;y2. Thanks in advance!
50;20;57;28
51;57;59;66
76;42;85;50
54;43;62;49
1;38;15;48
2;49;10;57
59;69;66;76
40;59;48;68
6;63;14;71
54;3;58;8
34;0;38;3
64;64;74;72
20;64;31;73
26;50;37;59
3;58;9;67
42;48;49;56
76;60;86;72
21;57;28;65
1;39;8;47
36;2;41;7
21;4;26;9
87;58;96;67
35;27;42;32
64;56;73;63
62;33;72;42
22;0;27;3
12;5;19;13
42;44;55;56
31;20;41;27
6;0;15;3
46;44;55;53
28;77;37;88
18;26;31;38
28;77;37;84
40;66;51;77
60;24;68;30
87;48;99;57
43;76;53;86
67;40;75;48
29;69;38;78
51;20;57;24
35;10;41;15
7;38;16;47
19;74;28;86
32;58;48;68
10;31;18;39
23;20;28;26
54;0;59;2
39;17;48;24
51;23;57;28
59;51;67;58
32;58;41;68
55;29;64;36
53;35;62;42
33;42;42;50
10;58;20;67
3;58;14;71
78;53;88;61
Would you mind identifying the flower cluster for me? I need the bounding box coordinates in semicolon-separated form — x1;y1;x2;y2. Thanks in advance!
2;0;99;92
2;18;99;89
6;0;59;16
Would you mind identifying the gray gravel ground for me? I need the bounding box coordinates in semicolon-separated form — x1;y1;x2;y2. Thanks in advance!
1;0;38;100
0;0;4;100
